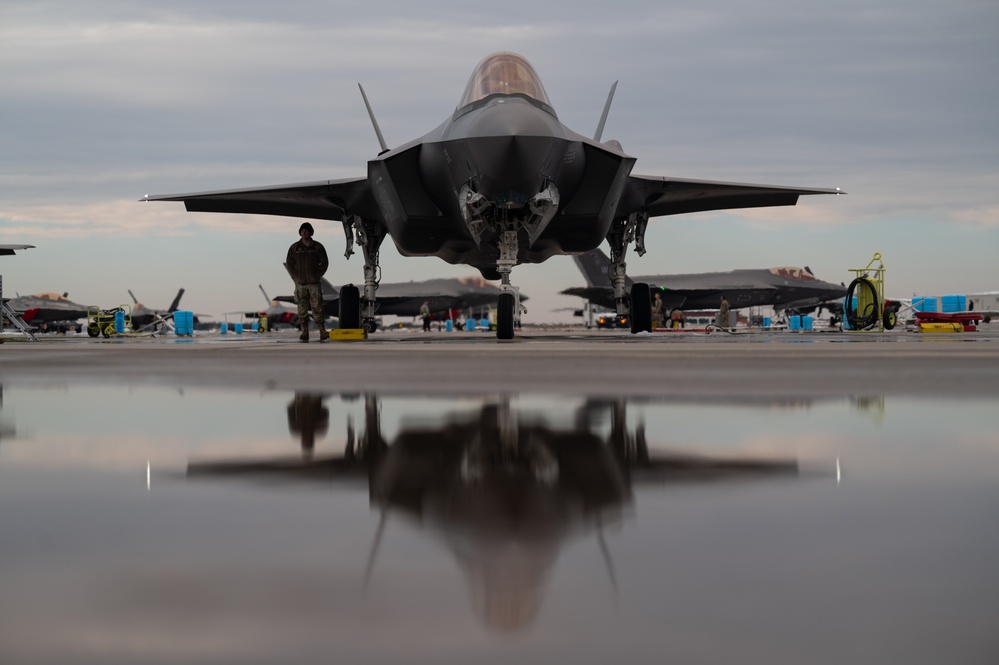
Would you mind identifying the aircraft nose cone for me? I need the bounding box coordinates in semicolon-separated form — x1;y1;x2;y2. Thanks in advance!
464;101;560;203
465;99;559;139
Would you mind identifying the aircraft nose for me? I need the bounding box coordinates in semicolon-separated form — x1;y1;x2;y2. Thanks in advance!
464;102;560;203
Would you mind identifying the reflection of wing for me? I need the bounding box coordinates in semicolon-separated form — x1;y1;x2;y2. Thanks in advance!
143;178;376;221
624;175;841;218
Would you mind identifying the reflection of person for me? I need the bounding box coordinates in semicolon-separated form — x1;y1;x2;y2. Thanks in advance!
420;301;431;332
286;392;329;455
286;222;329;343
718;296;730;330
651;293;663;329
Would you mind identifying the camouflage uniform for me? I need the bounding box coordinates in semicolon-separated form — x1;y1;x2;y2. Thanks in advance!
286;236;329;340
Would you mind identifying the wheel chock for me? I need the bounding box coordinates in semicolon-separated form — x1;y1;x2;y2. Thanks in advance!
329;328;367;341
917;322;964;333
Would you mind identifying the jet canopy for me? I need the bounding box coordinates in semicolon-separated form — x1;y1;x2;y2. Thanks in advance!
457;52;553;112
768;267;817;282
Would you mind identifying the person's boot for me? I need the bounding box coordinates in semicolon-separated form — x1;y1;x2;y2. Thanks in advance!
299;325;309;343
317;325;329;342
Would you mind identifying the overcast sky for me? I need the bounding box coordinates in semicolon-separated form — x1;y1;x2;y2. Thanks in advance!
2;0;997;322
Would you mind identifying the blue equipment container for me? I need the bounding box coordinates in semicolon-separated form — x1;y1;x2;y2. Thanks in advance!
763;317;771;329
173;310;194;335
114;310;125;334
480;318;489;329
220;322;228;334
789;315;801;331
802;315;814;331
940;295;966;313
252;322;259;332
234;322;243;334
445;320;453;332
465;319;476;331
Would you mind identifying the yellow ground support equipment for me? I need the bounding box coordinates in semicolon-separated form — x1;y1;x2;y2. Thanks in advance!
330;328;367;341
845;253;889;332
917;322;964;333
87;305;132;338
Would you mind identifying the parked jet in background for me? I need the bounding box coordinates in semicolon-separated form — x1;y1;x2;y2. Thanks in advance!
275;272;517;331
145;51;841;338
243;285;300;329
5;292;88;326
562;248;847;316
128;288;188;331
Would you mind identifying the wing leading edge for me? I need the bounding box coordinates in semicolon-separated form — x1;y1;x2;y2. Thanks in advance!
623;175;843;218
142;178;376;222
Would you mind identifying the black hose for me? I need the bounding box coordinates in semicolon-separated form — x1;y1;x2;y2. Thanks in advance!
845;277;880;330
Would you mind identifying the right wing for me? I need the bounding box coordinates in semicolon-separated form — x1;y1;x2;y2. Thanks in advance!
142;177;378;221
622;175;843;218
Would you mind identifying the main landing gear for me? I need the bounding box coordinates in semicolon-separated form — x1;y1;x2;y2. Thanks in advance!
340;215;386;334
605;213;653;334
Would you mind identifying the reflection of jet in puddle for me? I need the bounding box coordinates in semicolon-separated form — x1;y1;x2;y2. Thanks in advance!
188;394;800;632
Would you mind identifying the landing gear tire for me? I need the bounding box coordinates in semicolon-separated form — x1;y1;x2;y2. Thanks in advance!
362;318;378;334
339;285;361;329
883;308;897;330
630;283;652;334
497;292;515;340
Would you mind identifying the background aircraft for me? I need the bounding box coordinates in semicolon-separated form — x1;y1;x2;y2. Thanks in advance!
145;51;841;338
275;272;518;331
241;284;300;329
186;393;803;632
5;292;88;327
562;248;847;318
128;288;189;331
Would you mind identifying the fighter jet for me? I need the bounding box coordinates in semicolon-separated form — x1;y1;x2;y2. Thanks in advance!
144;52;842;338
562;248;847;316
274;273;523;331
241;284;300;329
5;292;88;327
128;288;188;331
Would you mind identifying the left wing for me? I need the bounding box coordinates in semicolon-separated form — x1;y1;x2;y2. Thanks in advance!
142;178;377;221
621;175;842;218
0;244;35;256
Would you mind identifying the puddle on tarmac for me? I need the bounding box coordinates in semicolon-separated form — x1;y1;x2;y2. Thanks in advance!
1;386;997;664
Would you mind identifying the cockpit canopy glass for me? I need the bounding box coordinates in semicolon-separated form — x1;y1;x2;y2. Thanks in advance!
457;52;553;110
768;266;817;282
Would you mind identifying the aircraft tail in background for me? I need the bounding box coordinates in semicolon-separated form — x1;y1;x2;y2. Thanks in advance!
167;288;185;313
572;249;632;289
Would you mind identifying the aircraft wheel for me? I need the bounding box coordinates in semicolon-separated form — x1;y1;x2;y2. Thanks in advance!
87;323;100;337
362;318;378;334
883;308;897;330
497;292;515;340
339;285;361;329
630;283;652;334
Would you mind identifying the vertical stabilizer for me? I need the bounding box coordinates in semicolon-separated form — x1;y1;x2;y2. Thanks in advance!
573;249;632;289
167;288;185;313
320;277;339;298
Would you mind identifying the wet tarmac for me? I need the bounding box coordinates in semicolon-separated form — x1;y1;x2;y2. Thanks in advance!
1;329;998;663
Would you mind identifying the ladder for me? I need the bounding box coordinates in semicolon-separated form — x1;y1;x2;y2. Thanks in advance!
0;275;39;341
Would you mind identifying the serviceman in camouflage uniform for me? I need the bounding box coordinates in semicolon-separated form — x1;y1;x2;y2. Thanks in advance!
286;222;330;343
